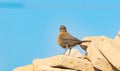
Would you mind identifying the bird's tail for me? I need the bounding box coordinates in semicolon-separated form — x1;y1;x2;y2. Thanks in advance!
79;40;92;50
80;40;92;44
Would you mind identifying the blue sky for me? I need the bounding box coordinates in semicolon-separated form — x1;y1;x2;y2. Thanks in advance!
0;0;120;71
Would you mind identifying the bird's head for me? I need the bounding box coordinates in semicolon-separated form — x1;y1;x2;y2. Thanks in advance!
60;25;67;32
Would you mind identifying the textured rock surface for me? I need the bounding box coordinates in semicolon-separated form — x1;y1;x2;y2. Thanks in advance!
13;49;94;71
114;31;120;47
82;36;113;71
33;65;75;71
13;65;33;71
33;55;94;71
98;38;120;70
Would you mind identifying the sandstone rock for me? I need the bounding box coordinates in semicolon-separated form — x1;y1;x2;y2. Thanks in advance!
98;37;120;70
13;64;33;71
114;31;120;47
114;31;120;41
34;65;75;71
33;55;94;71
82;36;114;71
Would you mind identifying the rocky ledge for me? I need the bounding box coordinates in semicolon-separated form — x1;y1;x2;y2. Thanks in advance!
13;31;120;71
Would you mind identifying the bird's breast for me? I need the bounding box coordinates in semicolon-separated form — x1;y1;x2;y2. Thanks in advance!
58;34;62;45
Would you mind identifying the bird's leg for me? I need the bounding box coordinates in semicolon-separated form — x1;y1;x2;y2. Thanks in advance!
68;48;72;56
63;48;67;55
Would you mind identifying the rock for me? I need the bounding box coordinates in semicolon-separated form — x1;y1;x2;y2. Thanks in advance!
13;64;33;71
98;37;120;70
33;55;94;71
114;31;120;47
14;49;94;71
114;31;120;41
34;65;75;71
82;36;114;71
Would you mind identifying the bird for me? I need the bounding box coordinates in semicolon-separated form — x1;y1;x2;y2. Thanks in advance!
58;25;91;56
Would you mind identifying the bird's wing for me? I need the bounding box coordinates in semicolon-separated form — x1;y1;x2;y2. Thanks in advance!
61;33;75;39
61;33;80;44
